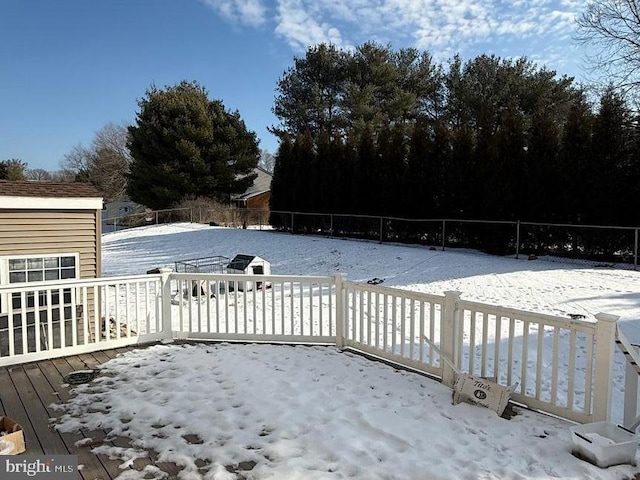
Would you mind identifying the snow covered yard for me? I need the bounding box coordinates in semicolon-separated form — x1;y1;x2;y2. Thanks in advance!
49;223;640;479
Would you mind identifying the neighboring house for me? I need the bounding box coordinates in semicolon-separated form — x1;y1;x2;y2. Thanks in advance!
231;167;273;210
0;181;103;316
102;197;147;232
103;197;146;221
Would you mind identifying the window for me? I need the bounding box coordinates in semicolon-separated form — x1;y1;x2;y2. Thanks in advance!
8;255;76;283
0;254;79;314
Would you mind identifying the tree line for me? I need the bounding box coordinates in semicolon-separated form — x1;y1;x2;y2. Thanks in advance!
4;0;638;239
269;43;640;233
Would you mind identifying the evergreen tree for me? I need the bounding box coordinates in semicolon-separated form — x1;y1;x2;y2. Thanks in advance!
127;81;259;210
0;159;27;181
559;95;594;222
590;86;635;224
272;44;348;139
526;107;562;221
269;134;294;213
290;130;315;216
352;128;377;215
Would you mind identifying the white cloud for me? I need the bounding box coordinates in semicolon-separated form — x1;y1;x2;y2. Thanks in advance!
200;0;585;73
200;0;267;27
275;0;345;50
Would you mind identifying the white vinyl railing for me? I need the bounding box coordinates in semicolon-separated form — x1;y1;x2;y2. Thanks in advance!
167;273;337;344
0;275;166;365
0;271;622;424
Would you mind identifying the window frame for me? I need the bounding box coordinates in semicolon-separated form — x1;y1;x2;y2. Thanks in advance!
0;253;80;314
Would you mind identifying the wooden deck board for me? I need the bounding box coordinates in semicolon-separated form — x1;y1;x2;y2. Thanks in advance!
0;367;44;455
37;358;121;480
0;345;185;480
8;365;68;454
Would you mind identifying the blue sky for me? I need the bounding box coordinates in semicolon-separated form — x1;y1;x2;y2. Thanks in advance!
1;0;589;171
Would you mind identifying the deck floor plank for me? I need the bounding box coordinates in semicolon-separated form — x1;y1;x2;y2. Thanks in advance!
60;355;159;474
80;349;184;477
0;366;44;455
8;364;70;455
38;358;123;480
23;362;113;480
76;349;183;476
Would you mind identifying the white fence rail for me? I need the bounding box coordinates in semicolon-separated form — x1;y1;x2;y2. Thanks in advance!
0;272;623;424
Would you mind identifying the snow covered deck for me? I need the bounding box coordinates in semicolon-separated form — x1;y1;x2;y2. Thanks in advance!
0;345;183;480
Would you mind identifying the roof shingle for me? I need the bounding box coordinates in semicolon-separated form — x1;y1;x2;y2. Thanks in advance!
0;180;102;198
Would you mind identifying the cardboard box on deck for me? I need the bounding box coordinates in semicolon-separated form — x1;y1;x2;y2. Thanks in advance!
0;416;26;455
453;373;515;416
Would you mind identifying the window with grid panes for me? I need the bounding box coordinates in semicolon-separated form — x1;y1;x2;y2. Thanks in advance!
8;255;76;283
1;254;78;312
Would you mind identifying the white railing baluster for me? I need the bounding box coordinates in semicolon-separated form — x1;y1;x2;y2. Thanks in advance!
507;317;515;387
57;288;66;347
567;329;577;409
468;311;476;374
584;332;595;414
70;286;78;346
20;292;27;354
535;323;544;400
551;326;560;405
493;315;501;381
521;319;530;397
481;312;488;377
46;289;53;349
34;288;41;352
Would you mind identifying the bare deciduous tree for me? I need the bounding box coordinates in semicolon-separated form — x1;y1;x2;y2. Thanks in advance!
25;168;53;181
61;122;131;201
576;0;640;93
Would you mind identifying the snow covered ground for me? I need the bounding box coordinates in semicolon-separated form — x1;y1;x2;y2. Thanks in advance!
52;223;640;479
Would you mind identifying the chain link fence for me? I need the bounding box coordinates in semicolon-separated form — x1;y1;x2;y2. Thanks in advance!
269;211;640;270
103;206;640;269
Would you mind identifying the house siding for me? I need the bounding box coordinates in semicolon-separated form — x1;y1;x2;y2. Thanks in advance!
246;191;271;210
0;209;101;279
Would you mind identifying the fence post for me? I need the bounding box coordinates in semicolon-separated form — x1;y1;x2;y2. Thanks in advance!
159;268;174;341
291;212;294;234
155;211;159;225
379;217;384;244
442;291;461;388
334;273;346;349
330;214;334;238
441;220;446;251
593;313;619;421
515;220;520;259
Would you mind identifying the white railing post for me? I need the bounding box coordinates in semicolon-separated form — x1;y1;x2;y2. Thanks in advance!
159;268;174;341
593;313;619;421
335;273;346;349
624;358;639;428
442;291;461;387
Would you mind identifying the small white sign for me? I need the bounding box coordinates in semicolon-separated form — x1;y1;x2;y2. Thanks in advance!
453;373;515;416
